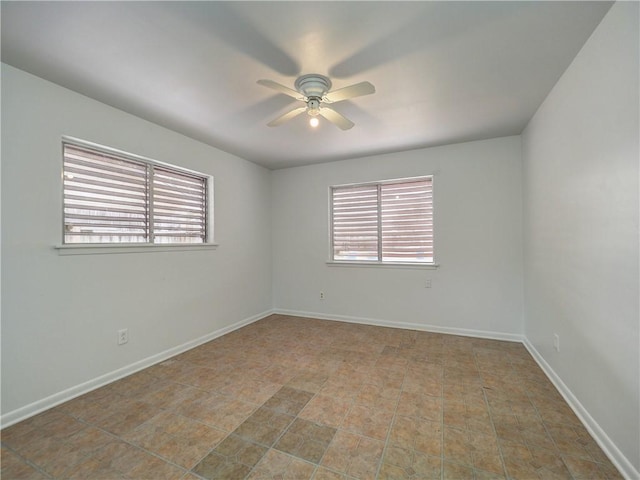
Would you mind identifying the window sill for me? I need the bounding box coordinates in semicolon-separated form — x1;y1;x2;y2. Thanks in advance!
54;243;219;256
326;261;439;269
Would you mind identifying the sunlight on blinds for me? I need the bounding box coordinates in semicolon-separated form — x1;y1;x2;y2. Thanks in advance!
63;142;209;245
331;177;433;263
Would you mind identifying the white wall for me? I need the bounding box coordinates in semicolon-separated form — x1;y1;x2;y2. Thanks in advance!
522;2;639;475
3;4;638;473
272;136;523;338
1;64;273;421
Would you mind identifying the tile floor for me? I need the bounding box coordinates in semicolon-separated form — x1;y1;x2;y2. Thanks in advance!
1;314;622;479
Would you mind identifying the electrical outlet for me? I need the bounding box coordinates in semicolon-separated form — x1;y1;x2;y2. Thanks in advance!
425;279;432;288
118;329;129;345
320;291;325;300
553;333;560;352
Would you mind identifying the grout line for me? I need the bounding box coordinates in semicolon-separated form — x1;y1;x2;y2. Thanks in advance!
57;372;277;477
373;345;411;480
40;412;191;479
4;317;624;480
0;442;56;480
524;377;579;480
240;383;321;479
475;347;510;480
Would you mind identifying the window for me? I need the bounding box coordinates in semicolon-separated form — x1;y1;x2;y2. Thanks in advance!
330;176;434;264
63;141;210;245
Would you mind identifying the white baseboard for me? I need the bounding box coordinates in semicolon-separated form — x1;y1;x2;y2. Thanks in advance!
277;309;637;478
273;308;524;343
523;339;639;480
4;309;636;480
0;309;274;429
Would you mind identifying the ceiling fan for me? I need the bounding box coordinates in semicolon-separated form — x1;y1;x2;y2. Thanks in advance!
257;74;375;130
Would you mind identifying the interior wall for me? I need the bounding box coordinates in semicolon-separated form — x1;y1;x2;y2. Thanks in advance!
272;136;524;338
522;1;639;474
1;64;273;420
2;4;638;472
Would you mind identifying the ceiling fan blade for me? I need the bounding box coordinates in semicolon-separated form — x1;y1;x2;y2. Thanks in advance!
257;79;305;100
267;106;307;127
323;81;375;103
319;107;354;130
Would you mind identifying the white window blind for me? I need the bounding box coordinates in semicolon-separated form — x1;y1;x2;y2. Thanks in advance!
152;167;208;244
331;184;379;261
331;176;433;264
380;179;433;262
63;142;209;244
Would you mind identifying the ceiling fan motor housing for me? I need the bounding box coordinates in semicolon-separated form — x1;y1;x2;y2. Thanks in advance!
295;74;332;99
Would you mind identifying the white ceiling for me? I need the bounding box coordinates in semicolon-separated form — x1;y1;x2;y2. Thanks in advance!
1;1;612;169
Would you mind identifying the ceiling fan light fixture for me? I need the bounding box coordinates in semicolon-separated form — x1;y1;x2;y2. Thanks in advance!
307;97;321;116
258;73;375;130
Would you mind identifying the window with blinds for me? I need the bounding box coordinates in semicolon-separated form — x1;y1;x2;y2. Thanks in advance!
331;176;433;264
63;142;209;244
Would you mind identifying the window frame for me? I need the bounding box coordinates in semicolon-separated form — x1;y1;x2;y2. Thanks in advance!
57;137;216;254
328;175;437;268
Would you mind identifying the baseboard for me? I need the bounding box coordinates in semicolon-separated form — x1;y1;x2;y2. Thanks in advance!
523;339;639;480
0;309;274;429
4;310;636;479
276;309;637;478
273;308;524;343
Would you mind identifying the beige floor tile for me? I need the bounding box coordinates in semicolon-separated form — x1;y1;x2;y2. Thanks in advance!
2;315;623;480
124;420;226;469
1;447;49;480
442;460;475;479
561;454;611;479
299;394;353;428
319;379;363;401
528;445;574;479
61;426;116;458
178;394;256;432
105;371;160;398
66;459;129;479
263;386;315;416
444;402;493;435
374;356;408;374
286;372;330;393
443;426;503;475
126;453;186;479
341;405;394;441
68;440;185;479
380;445;441;479
275;418;337;464
247;449;315;479
234;406;295;447
475;467;508;479
402;375;442;397
365;368;405;390
22;441;89;478
140;382;201;409
396;391;442;422
92;401;160;436
259;364;300;384
545;423;601;460
321;430;384;480
155;435;218;470
356;383;401;412
388;416;442;457
221;379;282;405
192;435;267;480
312;466;350;479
